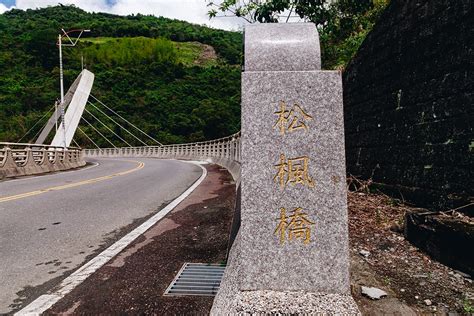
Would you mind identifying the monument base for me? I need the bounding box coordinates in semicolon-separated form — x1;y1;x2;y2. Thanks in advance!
213;290;360;315
211;233;361;315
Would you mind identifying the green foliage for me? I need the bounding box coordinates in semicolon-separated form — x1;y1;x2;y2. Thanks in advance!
0;5;242;147
174;42;219;67
321;0;389;69
79;37;178;66
208;0;389;69
78;38;217;67
463;298;474;313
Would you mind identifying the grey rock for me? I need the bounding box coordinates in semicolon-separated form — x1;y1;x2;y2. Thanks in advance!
424;299;432;306
454;270;471;279
361;286;388;300
359;250;371;257
413;273;428;278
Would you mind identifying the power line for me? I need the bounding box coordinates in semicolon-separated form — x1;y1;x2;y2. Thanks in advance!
77;126;100;149
90;94;162;146
17;105;55;143
84;107;132;147
80;116;117;148
88;101;148;147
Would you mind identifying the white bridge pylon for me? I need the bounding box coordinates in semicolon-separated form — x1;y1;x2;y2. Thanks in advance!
34;68;161;148
50;69;94;147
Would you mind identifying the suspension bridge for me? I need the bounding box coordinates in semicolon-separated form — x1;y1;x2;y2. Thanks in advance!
0;49;241;316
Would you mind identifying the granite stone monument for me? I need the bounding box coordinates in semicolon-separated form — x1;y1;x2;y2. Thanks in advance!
211;23;360;314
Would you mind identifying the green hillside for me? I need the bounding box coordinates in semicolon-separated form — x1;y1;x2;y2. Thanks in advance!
0;5;242;146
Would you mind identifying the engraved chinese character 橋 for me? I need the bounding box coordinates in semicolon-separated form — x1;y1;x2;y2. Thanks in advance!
274;207;315;245
273;101;313;135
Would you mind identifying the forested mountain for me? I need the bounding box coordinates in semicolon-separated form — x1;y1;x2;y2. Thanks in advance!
0;5;242;146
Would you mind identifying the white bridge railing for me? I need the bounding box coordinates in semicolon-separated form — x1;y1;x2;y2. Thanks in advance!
1;132;241;181
0;143;85;179
84;132;241;181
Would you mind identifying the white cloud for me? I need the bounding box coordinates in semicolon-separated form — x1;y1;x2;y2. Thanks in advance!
16;0;110;12
12;0;245;30
0;3;9;13
110;0;244;30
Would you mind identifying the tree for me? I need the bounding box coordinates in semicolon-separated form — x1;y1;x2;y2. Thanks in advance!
25;28;59;69
208;0;335;25
207;0;388;69
208;0;374;27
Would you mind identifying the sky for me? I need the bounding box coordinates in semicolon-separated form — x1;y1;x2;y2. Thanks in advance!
0;0;245;30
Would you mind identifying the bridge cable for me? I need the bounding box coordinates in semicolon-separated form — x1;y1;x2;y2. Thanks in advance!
84;108;132;147
17;104;55;143
77;126;100;149
71;138;81;148
90;94;162;146
87;101;149;147
80;116;117;148
30;119;50;144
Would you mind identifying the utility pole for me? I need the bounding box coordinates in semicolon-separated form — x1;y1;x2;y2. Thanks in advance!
57;28;91;149
58;33;66;149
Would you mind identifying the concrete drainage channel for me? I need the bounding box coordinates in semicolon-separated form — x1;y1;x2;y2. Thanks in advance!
164;263;225;296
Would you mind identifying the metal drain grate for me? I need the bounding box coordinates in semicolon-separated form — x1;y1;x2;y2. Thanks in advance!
164;263;226;296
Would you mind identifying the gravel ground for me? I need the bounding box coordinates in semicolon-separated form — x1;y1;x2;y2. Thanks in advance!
348;189;474;314
234;291;361;315
46;164;236;315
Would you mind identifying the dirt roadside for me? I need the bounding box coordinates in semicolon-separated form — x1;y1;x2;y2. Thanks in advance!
349;190;474;315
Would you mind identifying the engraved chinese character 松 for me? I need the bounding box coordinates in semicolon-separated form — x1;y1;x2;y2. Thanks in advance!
274;207;315;245
274;154;315;189
273;101;313;135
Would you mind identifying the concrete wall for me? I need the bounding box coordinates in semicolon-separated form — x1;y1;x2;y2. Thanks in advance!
343;0;473;210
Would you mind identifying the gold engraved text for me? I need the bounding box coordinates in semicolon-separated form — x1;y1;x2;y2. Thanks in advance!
273;101;313;135
274;207;315;245
274;154;315;189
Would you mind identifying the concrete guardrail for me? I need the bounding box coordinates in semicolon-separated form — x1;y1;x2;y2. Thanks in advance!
0;142;85;179
84;132;241;182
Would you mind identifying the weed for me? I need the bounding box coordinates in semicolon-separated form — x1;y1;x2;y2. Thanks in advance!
463;298;474;313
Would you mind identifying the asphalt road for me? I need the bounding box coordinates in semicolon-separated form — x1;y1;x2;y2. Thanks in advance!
0;158;202;314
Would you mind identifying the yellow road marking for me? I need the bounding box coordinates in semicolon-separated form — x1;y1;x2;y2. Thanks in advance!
0;161;144;204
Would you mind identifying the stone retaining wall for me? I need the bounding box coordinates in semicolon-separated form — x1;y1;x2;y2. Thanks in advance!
343;0;473;211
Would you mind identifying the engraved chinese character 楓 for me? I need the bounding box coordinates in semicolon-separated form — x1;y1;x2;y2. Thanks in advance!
274;207;315;245
273;101;313;135
274;154;315;189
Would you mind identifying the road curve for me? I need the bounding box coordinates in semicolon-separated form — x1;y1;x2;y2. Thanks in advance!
0;158;202;314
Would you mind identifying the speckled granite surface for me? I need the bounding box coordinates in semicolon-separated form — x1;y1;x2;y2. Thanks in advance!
238;70;350;293
244;23;321;72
